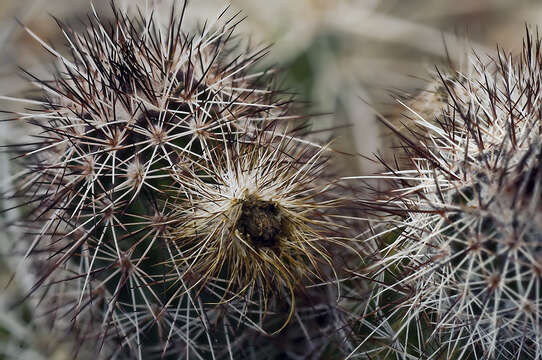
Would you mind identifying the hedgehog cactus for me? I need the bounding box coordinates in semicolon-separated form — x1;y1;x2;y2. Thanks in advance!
359;30;542;359
3;3;358;358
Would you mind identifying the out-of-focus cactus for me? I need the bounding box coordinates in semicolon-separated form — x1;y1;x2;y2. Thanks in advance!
357;29;542;359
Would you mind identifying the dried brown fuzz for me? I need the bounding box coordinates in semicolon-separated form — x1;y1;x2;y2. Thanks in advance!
236;196;284;248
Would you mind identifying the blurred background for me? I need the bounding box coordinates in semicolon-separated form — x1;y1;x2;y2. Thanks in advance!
0;0;541;357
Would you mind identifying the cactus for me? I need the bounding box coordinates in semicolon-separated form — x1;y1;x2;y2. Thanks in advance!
357;29;542;359
1;2;359;359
